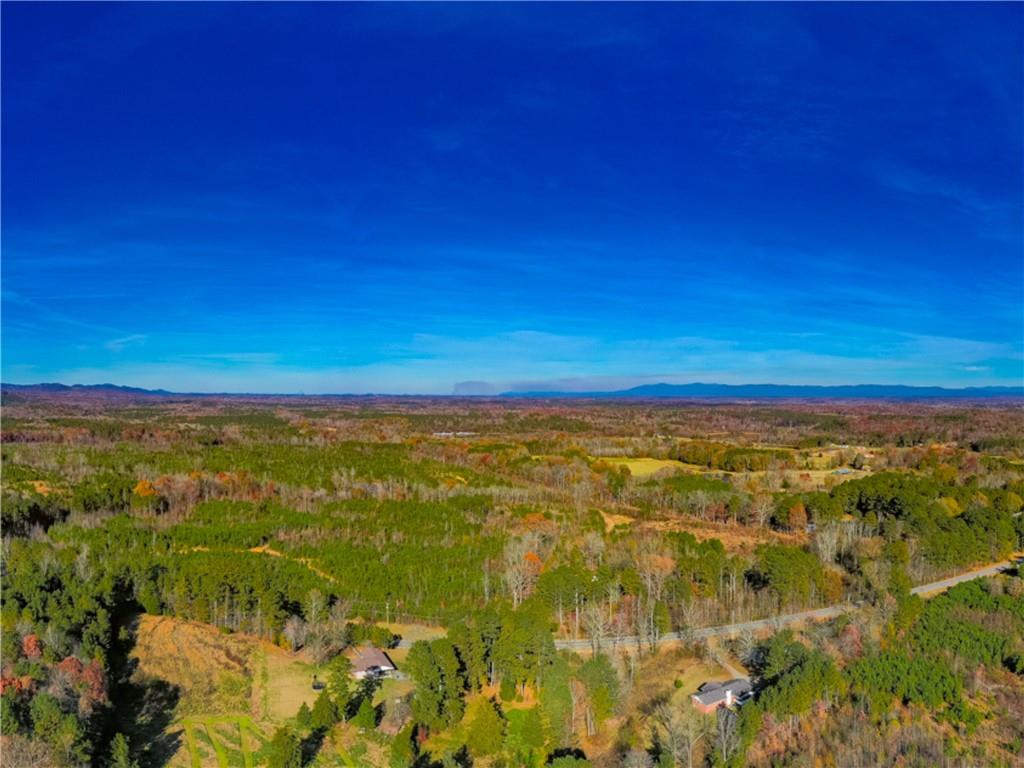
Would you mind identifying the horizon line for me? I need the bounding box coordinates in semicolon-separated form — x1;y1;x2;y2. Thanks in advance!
4;380;1023;399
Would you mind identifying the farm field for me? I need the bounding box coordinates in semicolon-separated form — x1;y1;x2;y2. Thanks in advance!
603;457;683;477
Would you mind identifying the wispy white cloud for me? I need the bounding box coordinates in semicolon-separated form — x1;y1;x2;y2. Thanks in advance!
14;328;1020;394
180;352;281;365
104;334;146;353
875;164;1021;245
878;166;1003;216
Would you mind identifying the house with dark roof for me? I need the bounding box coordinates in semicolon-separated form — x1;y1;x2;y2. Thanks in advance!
349;646;397;680
690;678;752;714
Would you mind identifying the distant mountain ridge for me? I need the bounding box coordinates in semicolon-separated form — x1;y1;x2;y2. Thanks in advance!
3;382;175;395
2;381;1022;400
502;382;1024;399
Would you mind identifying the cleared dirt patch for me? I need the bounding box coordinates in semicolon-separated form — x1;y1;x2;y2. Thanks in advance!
132;615;255;714
640;516;807;553
600;510;635;532
130;615;319;765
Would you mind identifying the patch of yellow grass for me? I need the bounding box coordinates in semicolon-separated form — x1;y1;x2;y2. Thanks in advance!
260;644;324;721
131;613;326;762
667;659;736;713
375;676;414;705
131;615;254;715
608;458;682;477
381;622;445;644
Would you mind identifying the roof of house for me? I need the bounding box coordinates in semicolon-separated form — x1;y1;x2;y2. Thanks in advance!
350;646;396;674
691;678;751;707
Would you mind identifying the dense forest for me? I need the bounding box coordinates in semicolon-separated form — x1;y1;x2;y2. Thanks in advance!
1;393;1022;766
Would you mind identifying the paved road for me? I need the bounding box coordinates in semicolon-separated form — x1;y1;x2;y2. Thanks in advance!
391;557;1018;650
908;559;1015;595
552;556;1019;652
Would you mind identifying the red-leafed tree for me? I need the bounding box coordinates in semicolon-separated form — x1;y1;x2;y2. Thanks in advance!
57;656;84;681
21;634;41;659
80;659;108;711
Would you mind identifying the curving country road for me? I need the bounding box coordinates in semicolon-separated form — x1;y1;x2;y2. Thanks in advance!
552;556;1020;652
907;558;1017;595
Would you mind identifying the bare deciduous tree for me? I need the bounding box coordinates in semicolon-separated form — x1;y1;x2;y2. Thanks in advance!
305;589;326;633
582;530;605;568
715;708;740;764
283;615;307;651
750;495;773;528
583;600;608;654
814;521;842;565
687;490;712;520
657;703;710;768
503;532;543;607
623;749;654;768
1;735;60;768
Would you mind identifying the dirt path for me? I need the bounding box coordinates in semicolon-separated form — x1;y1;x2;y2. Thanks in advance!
600;510;634;532
246;545;338;584
183;544;339;585
706;637;748;679
639;516;808;551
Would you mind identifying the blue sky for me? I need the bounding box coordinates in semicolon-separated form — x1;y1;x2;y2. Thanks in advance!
2;3;1022;394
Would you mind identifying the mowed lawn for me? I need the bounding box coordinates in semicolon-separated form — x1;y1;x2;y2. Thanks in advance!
258;645;328;722
626;648;735;714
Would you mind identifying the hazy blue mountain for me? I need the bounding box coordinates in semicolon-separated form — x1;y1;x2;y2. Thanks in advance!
502;382;1024;399
3;382;1022;400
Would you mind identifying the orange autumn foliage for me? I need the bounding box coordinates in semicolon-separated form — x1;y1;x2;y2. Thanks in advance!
133;479;158;498
21;634;41;659
57;656;84;680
